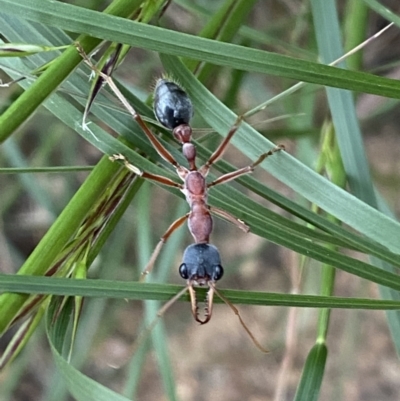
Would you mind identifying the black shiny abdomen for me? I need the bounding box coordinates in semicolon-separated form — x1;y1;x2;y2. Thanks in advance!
153;79;194;130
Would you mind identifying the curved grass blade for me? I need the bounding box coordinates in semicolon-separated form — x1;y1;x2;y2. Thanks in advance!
46;298;131;401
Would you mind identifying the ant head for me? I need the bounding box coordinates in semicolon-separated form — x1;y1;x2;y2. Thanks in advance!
179;243;224;285
179;243;223;325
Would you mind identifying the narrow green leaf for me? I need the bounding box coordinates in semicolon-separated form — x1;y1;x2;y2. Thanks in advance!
3;275;400;310
0;302;46;369
344;0;368;70
311;0;376;202
362;0;400;26
311;0;400;355
0;43;68;57
293;343;328;401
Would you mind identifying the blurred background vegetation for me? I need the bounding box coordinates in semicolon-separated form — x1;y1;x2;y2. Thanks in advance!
1;0;400;400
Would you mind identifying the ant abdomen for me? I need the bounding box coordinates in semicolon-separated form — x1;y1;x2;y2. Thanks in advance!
153;79;194;130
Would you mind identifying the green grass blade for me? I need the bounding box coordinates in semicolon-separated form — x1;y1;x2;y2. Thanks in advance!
311;0;376;202
362;0;400;25
311;0;400;355
293;343;328;401
344;0;368;70
3;274;400;310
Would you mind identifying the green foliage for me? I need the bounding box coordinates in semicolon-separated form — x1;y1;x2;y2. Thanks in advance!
0;0;399;400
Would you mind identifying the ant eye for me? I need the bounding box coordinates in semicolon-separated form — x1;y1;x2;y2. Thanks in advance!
212;265;224;281
179;263;189;279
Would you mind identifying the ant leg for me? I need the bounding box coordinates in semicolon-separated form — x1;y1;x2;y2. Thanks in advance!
209;206;249;233
129;285;189;356
210;284;268;353
140;213;189;281
110;154;184;188
207;145;284;188
199;117;243;176
76;43;183;170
